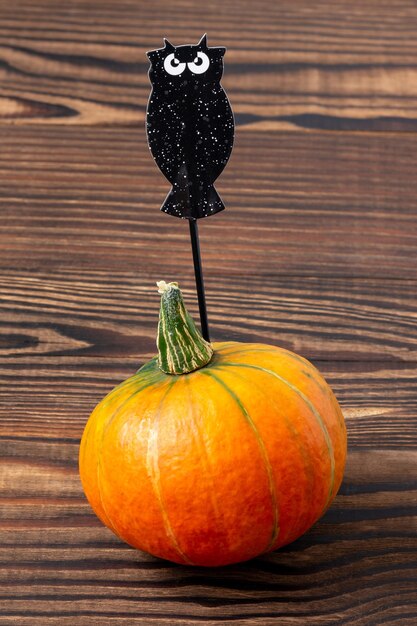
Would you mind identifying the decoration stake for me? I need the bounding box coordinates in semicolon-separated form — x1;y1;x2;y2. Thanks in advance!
146;34;235;341
188;218;209;341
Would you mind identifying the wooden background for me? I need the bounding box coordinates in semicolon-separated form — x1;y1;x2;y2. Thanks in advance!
1;0;416;623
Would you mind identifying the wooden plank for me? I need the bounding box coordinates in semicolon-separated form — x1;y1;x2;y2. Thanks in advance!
1;127;416;278
1;0;417;130
1;269;416;361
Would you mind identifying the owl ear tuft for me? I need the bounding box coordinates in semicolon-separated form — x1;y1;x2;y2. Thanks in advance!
163;38;175;52
198;34;208;48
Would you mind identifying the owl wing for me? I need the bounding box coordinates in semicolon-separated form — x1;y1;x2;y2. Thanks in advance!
146;93;185;185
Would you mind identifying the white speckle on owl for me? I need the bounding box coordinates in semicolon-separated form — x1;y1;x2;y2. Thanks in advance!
146;34;235;220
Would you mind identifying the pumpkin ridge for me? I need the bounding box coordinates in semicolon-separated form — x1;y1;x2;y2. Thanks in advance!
201;369;280;552
214;363;315;548
183;376;227;539
96;457;124;538
218;346;274;359
94;371;168;535
328;388;347;433
282;351;328;395
146;378;196;565
222;362;336;508
93;366;162;431
91;376;141;426
219;345;328;397
80;377;145;531
222;345;345;436
102;370;165;436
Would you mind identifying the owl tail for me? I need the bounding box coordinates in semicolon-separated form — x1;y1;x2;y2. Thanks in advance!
161;182;225;220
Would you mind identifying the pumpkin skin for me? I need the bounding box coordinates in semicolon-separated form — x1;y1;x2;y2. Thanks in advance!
79;340;347;567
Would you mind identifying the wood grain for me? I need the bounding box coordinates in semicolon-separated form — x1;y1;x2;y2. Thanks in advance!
1;0;417;130
0;0;416;624
1;126;417;278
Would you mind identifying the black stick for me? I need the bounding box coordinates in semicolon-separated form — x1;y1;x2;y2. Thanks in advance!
188;218;210;342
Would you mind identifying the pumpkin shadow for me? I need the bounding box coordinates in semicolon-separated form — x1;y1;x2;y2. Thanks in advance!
129;530;330;604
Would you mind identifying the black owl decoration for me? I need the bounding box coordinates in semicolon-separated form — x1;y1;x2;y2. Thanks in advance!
146;34;234;220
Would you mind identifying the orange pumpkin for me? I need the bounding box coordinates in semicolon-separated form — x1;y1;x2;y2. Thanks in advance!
79;281;347;566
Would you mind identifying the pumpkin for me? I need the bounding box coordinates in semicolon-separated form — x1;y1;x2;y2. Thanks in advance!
79;281;347;567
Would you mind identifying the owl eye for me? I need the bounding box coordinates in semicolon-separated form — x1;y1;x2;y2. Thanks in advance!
188;52;210;74
164;53;186;76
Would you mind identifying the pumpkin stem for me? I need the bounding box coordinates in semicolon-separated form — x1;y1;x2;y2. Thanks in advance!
156;281;214;375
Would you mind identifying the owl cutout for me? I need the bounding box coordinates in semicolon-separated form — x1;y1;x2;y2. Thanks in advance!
146;35;234;219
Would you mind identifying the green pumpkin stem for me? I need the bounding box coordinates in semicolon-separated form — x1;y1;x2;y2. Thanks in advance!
156;281;213;375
